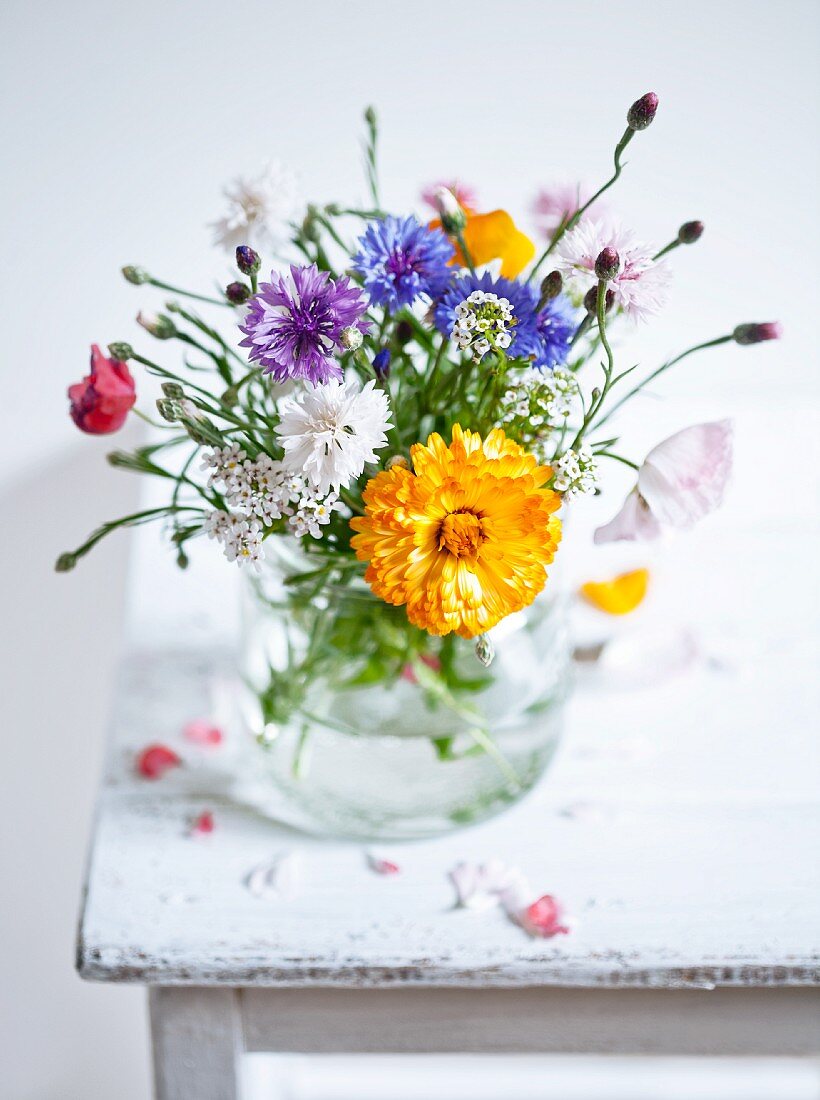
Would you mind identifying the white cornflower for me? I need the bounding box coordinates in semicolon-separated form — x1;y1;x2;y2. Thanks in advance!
275;379;392;495
450;290;516;362
555;219;670;322
211;161;300;254
553;446;598;498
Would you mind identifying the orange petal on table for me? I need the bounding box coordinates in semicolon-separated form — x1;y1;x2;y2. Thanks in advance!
430;209;535;279
580;568;650;615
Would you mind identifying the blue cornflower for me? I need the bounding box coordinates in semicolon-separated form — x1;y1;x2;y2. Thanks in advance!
532;295;577;369
353;215;454;314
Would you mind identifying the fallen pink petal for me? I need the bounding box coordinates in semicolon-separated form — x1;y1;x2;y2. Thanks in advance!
189;810;215;836
182;718;224;747
367;853;401;875
136;743;181;780
517;895;571;938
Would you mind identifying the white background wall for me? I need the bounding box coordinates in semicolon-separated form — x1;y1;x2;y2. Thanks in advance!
1;1;818;1097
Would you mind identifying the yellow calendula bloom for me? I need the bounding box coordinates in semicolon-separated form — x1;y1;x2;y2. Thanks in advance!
431;209;536;279
350;425;562;638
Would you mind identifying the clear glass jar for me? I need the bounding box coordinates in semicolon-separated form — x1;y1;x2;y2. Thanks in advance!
233;537;570;840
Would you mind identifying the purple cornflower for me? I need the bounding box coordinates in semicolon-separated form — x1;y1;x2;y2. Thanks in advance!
533;295;577;370
353;215;454;314
238;264;370;384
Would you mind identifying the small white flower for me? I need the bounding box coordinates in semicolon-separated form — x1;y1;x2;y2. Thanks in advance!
275;379;392;495
553;445;598;498
211;161;300;254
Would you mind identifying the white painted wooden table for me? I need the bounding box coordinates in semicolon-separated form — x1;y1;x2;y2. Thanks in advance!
78;405;820;1098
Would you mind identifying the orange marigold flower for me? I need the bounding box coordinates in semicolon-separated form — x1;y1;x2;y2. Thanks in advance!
431;209;535;279
350;425;562;638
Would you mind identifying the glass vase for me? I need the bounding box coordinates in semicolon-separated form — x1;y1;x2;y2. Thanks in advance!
234;537;571;840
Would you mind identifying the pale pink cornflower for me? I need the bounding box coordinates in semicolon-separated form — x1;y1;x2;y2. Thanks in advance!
532;183;596;238
595;421;733;543
555;219;671;322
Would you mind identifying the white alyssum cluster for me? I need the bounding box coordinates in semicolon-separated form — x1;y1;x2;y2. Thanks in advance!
451;290;515;362
552;446;598;499
500;367;579;433
211;161;300;253
201;444;344;568
275;379;392;495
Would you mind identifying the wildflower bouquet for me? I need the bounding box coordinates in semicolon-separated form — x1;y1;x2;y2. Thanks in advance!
61;94;780;837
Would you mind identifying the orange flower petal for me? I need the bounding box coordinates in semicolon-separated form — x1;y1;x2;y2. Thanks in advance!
430;209;535;279
580;568;650;615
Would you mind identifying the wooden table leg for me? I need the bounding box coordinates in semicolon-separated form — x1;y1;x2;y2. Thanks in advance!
149;987;243;1100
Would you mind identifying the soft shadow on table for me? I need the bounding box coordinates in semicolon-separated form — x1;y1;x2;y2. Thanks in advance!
0;439;151;1100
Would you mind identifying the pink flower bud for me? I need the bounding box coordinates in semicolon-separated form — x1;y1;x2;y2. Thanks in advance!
627;92;659;131
594;247;620;281
678;220;704;244
733;322;783;345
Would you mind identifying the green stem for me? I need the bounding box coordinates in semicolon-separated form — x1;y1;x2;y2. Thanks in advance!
148;278;227;307
569;280;615;451
653;238;681;261
455;228;476;276
595;450;639;470
529;127;635;282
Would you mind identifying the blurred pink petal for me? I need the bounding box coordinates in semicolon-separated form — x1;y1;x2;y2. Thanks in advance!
189;810;214;836
517;895;571;938
532;182;596;238
595;420;733;543
421;180;478;214
183;718;224;746
367;853;401;875
594;489;662;544
400;653;442;684
136;743;181;779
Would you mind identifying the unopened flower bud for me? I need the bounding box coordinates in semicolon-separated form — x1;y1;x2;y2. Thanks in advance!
373;348;391;379
540;270;563;301
301;207;321;243
221;385;240;408
474;633;495;668
55;552;77;573
591;387;601;402
364;105;377;128
156;398;178;422
434;186;467;234
386;454;409;470
122;265;150;285
395;320;413;346
225;281;251;305
137;311;176;339
584;286;615;314
107;341;133;362
733;322;783;345
235;245;260;275
339;326;363;351
161;382;184;399
678;220;704;245
627;92;659;131
594;247;620;281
